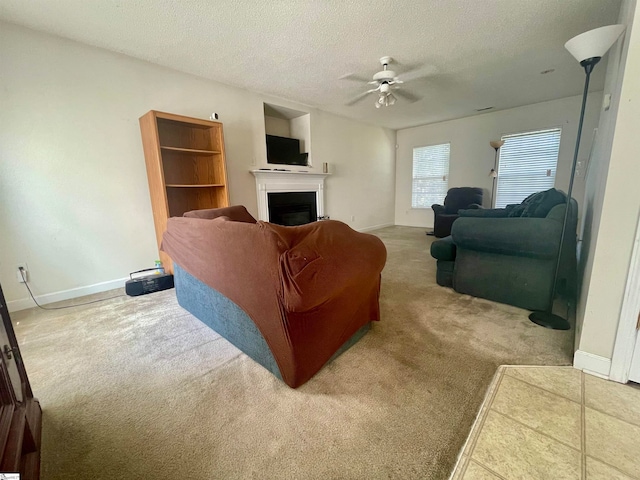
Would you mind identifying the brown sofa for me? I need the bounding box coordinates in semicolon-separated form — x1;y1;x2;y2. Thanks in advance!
161;206;387;388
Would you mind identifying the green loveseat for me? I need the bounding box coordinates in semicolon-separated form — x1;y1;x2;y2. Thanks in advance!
430;189;577;311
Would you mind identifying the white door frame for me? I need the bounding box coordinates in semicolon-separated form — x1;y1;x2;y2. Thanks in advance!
610;213;640;383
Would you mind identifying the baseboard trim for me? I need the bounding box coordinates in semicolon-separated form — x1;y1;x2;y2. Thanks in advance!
573;350;611;379
7;277;128;313
357;222;395;233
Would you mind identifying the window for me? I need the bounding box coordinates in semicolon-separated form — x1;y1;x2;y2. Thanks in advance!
495;128;562;208
412;143;450;208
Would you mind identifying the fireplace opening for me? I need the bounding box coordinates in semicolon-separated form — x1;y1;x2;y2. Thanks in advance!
268;192;317;226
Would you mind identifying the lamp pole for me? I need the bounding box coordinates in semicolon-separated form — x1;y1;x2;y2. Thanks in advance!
529;24;625;330
529;59;595;330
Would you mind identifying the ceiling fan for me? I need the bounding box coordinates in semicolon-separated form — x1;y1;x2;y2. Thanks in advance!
342;56;435;108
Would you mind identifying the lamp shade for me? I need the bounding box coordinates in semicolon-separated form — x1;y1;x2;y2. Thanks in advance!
565;24;626;62
490;140;505;149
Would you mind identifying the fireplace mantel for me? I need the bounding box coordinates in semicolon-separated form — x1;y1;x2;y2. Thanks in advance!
250;169;330;222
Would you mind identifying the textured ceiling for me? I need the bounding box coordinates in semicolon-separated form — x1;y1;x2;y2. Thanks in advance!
0;0;622;129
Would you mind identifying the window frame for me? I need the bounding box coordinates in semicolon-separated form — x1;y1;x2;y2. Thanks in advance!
494;127;562;208
411;142;451;209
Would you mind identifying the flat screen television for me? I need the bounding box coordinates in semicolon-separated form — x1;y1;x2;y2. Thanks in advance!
266;135;308;166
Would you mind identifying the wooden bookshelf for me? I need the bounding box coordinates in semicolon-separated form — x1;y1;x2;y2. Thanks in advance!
139;111;229;273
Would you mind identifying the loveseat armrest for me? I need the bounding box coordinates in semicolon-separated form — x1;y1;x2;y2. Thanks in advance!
274;221;387;313
432;203;446;214
183;205;257;223
451;217;562;259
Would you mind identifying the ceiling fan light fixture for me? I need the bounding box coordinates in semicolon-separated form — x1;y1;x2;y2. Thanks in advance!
375;92;397;108
346;56;428;108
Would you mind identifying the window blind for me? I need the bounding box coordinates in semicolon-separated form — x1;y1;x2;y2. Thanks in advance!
412;143;450;208
495;128;562;208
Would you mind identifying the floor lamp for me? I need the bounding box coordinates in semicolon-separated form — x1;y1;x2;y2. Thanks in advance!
489;140;504;207
529;24;626;330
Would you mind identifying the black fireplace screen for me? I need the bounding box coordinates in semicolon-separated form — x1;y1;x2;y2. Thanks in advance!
268;192;317;226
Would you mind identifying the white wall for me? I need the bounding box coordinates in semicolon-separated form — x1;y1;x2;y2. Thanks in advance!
264;116;290;137
313;110;396;230
576;0;639;365
394;95;602;228
0;22;396;309
290;114;311;162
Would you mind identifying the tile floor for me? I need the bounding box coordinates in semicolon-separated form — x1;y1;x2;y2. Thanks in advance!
450;366;640;480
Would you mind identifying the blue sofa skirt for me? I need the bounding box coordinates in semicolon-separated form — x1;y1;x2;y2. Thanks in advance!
174;264;370;383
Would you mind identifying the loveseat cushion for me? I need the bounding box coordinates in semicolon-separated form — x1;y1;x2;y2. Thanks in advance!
183;205;257;223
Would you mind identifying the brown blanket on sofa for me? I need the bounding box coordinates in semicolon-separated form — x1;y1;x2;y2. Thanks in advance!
161;210;386;387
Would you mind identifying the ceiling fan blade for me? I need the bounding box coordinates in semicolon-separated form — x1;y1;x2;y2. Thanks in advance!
339;73;371;83
345;88;378;106
394;89;422;103
396;65;437;83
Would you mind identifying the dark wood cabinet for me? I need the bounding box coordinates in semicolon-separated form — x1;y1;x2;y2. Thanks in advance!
0;284;42;478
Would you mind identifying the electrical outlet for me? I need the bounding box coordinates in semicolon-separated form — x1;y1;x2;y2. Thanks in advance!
350;215;356;222
17;263;28;283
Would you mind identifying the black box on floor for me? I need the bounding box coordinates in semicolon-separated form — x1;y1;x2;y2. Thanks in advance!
125;273;174;296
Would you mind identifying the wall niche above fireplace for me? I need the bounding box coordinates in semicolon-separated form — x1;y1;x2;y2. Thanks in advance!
263;103;311;168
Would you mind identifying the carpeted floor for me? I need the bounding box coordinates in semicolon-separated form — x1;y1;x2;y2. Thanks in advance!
12;226;574;479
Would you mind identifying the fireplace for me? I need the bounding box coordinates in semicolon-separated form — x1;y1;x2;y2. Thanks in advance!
250;170;330;222
268;192;317;226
